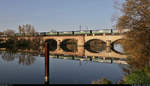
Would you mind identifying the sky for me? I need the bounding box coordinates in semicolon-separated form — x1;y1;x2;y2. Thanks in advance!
0;0;123;32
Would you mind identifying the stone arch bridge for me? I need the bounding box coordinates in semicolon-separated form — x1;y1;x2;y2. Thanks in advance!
0;34;124;46
42;35;124;47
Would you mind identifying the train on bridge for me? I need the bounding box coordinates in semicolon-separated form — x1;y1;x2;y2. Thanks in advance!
0;29;129;37
39;29;129;36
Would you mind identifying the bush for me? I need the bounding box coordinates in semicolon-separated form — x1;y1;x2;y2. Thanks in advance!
123;67;150;84
92;77;112;84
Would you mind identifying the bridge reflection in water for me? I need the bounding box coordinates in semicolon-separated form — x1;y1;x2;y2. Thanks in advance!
49;55;127;65
44;43;127;64
48;46;127;59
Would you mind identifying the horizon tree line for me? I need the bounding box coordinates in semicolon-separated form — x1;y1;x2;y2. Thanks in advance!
0;24;37;37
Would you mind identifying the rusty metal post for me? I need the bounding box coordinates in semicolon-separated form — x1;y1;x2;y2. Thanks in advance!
44;42;49;85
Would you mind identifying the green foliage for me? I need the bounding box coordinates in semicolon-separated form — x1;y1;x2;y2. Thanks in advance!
92;67;150;84
92;77;112;84
123;67;150;84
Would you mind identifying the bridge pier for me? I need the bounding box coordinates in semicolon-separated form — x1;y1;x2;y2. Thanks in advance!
92;34;95;36
92;56;95;59
39;40;44;51
72;56;75;60
106;47;111;53
103;57;106;60
106;40;112;53
56;55;59;58
57;39;62;46
57;39;62;50
106;40;111;47
111;58;113;63
90;57;93;61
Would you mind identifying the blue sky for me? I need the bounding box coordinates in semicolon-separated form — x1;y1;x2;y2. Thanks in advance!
0;0;123;32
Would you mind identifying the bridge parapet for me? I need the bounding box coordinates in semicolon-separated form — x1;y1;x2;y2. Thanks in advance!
84;35;124;42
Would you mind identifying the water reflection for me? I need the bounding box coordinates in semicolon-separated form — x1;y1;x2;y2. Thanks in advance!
60;39;77;52
0;41;127;84
49;43;126;58
49;55;127;65
0;41;126;65
50;56;127;84
0;52;44;84
1;52;16;62
111;39;125;54
48;42;128;84
84;39;106;53
1;52;36;66
18;53;35;65
113;44;124;54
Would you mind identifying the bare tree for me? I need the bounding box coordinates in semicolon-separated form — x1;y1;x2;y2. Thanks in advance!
117;0;150;69
31;26;35;36
4;29;15;37
18;25;22;34
111;0;123;29
18;24;36;36
22;25;25;36
25;24;31;34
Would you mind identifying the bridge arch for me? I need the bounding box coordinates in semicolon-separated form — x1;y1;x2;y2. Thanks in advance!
111;39;126;54
111;38;126;44
45;39;57;51
84;39;106;53
60;39;78;52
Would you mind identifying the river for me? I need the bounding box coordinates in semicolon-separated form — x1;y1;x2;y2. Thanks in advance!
0;44;127;84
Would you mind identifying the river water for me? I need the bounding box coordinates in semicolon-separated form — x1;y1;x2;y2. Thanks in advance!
0;44;127;84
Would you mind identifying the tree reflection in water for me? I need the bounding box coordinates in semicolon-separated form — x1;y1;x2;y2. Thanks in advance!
18;53;36;65
1;52;16;62
1;52;36;66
